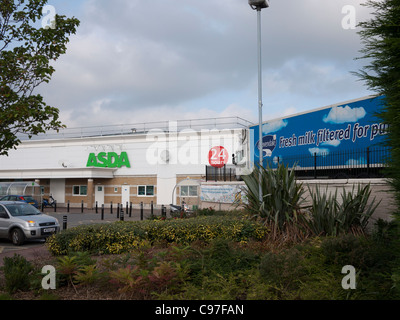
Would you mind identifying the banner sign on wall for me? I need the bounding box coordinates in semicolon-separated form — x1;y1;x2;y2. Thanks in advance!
200;184;244;204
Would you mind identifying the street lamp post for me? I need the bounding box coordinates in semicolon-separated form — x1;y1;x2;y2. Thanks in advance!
249;0;269;204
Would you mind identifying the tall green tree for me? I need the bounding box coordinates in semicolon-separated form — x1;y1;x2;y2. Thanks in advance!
355;0;400;220
0;0;79;155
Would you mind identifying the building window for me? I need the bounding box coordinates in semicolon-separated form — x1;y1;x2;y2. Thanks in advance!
138;185;155;196
180;185;198;197
73;185;87;196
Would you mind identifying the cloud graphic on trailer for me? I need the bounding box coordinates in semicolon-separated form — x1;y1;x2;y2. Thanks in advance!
346;158;366;165
262;119;288;134
323;105;366;124
309;147;330;156
321;139;341;147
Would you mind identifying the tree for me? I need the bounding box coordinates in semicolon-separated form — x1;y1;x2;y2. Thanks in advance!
0;0;79;155
355;0;400;220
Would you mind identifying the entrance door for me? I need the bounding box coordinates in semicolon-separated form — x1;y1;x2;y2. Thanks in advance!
121;185;130;206
50;179;65;205
95;185;105;206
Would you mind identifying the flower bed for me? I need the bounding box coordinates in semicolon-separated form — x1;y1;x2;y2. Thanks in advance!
46;215;269;255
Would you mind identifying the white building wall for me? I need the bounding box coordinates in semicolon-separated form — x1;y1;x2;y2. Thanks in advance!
0;129;241;174
0;128;244;206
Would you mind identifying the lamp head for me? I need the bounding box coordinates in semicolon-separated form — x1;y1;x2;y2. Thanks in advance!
248;0;269;10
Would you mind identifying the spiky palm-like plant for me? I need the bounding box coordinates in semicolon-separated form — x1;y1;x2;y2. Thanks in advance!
240;164;307;238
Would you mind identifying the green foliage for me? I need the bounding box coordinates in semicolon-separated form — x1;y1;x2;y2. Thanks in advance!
108;249;188;299
46;215;268;256
240;164;306;236
188;239;260;284
305;186;339;236
259;248;307;292
240;165;377;238
0;0;80;155
195;207;217;216
56;251;97;287
355;0;400;221
320;231;399;299
3;223;398;300
0;254;34;294
305;184;379;236
73;265;101;286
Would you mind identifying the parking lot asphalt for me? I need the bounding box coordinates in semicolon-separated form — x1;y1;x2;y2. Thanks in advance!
45;207;162;228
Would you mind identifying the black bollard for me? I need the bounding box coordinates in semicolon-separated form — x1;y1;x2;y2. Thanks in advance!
110;201;113;214
67;200;70;213
140;202;143;221
63;215;67;230
120;207;124;221
81;200;84;213
54;200;57;213
95;201;98;214
162;205;166;219
101;204;104;221
117;203;120;219
129;202;132;218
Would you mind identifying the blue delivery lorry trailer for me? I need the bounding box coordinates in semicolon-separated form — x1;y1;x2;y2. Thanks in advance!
248;95;390;179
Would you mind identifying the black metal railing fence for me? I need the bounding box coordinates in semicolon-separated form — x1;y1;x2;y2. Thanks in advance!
205;146;390;181
270;146;390;179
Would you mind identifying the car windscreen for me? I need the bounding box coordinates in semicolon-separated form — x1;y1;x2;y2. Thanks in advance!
4;204;41;216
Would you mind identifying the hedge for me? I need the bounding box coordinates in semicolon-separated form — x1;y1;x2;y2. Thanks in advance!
46;216;269;255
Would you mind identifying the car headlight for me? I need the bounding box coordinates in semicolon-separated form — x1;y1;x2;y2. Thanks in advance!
27;220;37;227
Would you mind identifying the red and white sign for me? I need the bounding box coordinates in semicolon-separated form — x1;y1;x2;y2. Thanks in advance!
208;146;229;168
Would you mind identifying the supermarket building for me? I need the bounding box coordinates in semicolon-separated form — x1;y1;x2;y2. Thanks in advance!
0;118;250;209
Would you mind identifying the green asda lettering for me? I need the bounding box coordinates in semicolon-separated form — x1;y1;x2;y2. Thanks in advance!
86;152;131;168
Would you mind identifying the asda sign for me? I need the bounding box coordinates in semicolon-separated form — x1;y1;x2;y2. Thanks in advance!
86;152;131;168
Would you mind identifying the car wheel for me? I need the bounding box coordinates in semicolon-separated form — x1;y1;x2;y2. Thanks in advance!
11;228;25;246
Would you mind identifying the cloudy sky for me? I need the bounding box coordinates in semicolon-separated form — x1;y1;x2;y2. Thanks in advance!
39;0;375;129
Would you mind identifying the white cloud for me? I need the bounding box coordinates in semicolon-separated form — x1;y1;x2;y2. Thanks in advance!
262;120;288;134
323;105;367;124
346;157;366;166
309;147;330;156
37;0;376;128
321;139;341;147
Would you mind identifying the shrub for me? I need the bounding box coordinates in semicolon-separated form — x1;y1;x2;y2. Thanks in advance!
259;248;307;292
240;164;307;238
1;254;34;294
305;184;379;236
46;215;268;256
108;250;188;299
320;231;399;299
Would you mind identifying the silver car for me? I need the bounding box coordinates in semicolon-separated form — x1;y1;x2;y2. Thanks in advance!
0;201;60;246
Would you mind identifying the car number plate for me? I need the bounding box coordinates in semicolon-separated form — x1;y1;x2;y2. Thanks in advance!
43;228;56;233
